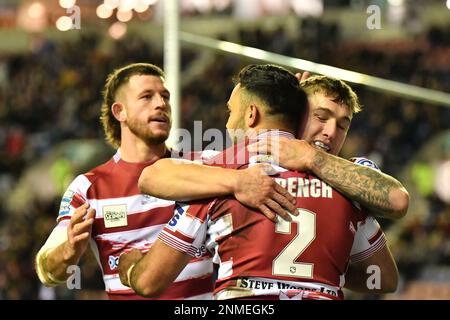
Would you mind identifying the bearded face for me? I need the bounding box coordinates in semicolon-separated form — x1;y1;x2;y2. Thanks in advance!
119;74;172;145
127;109;171;145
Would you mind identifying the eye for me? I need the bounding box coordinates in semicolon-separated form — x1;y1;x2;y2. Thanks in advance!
338;122;350;131
314;113;327;121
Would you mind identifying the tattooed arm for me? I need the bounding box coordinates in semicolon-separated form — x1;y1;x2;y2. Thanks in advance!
309;149;409;219
248;138;409;220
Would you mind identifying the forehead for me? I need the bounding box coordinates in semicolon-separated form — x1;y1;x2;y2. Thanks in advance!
125;74;166;90
308;92;353;120
228;83;242;104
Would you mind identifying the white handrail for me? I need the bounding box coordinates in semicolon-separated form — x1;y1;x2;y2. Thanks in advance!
180;32;450;108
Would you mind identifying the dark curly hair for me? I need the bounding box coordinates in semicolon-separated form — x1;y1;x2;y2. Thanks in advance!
234;64;307;132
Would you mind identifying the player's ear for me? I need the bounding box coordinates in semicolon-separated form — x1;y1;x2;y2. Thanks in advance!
112;102;127;122
247;104;259;128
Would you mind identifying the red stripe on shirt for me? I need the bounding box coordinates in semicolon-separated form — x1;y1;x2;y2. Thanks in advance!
163;227;195;244
368;228;383;245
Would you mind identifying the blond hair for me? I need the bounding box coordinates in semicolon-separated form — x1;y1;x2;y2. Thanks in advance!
301;76;362;115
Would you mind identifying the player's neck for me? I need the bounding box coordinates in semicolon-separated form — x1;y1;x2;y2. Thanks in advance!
253;122;294;136
119;135;168;163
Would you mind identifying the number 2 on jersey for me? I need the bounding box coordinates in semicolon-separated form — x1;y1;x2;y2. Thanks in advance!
272;209;316;278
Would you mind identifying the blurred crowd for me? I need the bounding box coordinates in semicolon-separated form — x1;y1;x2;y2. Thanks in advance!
0;19;449;299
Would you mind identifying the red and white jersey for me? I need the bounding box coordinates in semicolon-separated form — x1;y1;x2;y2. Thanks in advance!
158;132;386;300
56;150;213;300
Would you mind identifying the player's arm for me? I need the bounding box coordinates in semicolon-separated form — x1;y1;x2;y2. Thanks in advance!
139;158;297;221
35;203;95;286
248;138;409;220
344;215;398;293
118;200;210;297
344;243;398;293
309;148;409;220
118;241;192;297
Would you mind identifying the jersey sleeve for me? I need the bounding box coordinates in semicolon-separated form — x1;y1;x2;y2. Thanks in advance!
158;200;217;258
57;174;91;223
349;216;387;264
174;150;221;164
197;150;221;163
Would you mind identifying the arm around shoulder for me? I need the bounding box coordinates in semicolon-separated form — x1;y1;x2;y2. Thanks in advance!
310;149;410;220
387;186;409;219
138;158;237;200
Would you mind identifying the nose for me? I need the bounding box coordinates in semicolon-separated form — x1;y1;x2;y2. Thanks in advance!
321;120;337;141
154;93;169;110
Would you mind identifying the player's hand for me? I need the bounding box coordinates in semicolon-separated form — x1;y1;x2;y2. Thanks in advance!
295;71;311;83
234;163;297;222
118;249;144;287
247;137;317;173
63;203;95;262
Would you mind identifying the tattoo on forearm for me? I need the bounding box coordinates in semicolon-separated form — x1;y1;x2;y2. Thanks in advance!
312;151;398;218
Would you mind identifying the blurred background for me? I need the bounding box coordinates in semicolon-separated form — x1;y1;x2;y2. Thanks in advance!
0;0;449;300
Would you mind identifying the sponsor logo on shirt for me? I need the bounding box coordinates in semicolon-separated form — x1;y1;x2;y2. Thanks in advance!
349;157;380;171
194;244;207;258
168;204;186;229
108;255;119;270
237;277;338;297
103;204;128;228
59;190;75;216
